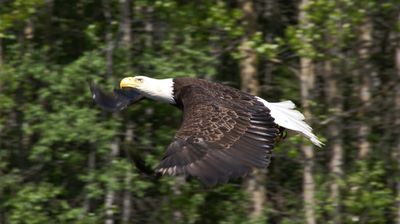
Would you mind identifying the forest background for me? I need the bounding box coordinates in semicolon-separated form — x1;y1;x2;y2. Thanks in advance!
1;0;400;223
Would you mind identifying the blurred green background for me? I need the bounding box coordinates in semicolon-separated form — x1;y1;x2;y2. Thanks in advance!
1;0;399;223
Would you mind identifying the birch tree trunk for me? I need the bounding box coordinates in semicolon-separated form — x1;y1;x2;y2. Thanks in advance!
0;5;3;219
105;140;120;224
261;0;277;92
239;0;259;95
144;5;154;48
102;1;118;223
0;0;2;67
356;18;372;159
325;59;343;224
122;123;134;224
14;18;35;169
44;0;53;51
119;1;133;223
394;13;400;223
298;1;316;223
103;0;114;78
0;37;3;67
300;58;316;224
395;54;400;224
82;149;96;215
238;0;266;220
172;176;185;223
24;18;34;50
120;0;132;50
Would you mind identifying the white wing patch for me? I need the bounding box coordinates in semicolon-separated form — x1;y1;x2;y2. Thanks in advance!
256;97;323;147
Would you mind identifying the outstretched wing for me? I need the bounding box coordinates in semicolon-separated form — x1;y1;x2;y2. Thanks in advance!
156;85;280;186
90;83;144;112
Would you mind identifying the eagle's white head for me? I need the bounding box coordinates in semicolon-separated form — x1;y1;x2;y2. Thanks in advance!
120;76;175;104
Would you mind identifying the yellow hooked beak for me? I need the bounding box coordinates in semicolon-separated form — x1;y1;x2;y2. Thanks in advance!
120;77;139;89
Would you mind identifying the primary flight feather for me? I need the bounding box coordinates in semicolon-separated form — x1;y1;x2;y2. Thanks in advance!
91;76;323;186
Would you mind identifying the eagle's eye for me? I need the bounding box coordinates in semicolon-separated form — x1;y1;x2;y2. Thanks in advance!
136;78;143;83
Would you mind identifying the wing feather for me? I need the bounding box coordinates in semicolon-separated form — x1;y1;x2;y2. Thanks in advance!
156;84;280;186
90;83;144;111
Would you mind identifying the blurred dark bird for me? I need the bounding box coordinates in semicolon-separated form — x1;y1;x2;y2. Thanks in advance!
90;83;143;111
91;76;323;186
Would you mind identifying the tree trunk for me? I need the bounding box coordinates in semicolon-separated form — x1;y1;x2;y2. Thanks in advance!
103;0;114;78
82;149;96;216
0;0;2;67
302;142;315;224
325;59;343;224
24;18;34;43
144;5;154;48
238;0;265;220
0;37;3;66
122;122;134;224
298;1;316;223
261;0;277;93
239;0;259;95
395;14;400;223
120;0;132;49
102;1;118;223
22;18;34;60
119;1;134;222
395;58;400;224
300;58;316;224
14;18;35;169
0;21;3;222
105;139;120;224
172;176;185;223
356;18;372;159
44;0;53;49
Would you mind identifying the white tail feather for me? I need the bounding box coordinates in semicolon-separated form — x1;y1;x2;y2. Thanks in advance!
256;97;323;147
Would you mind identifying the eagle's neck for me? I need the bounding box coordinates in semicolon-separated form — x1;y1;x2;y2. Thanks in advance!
140;78;176;104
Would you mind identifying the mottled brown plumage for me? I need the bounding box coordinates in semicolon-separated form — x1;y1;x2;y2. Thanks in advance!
156;78;280;186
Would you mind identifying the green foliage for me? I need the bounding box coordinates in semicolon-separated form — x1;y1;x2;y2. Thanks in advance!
0;0;44;36
285;0;386;59
343;162;393;223
0;0;399;223
5;182;83;224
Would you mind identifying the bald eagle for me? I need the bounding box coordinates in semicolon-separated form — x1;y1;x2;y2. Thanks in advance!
91;76;322;186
